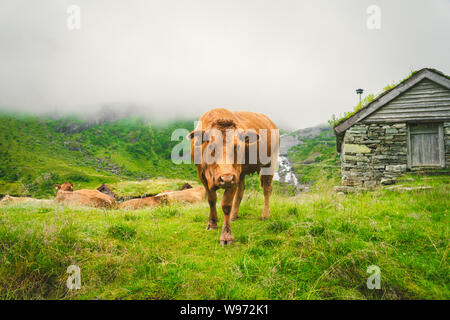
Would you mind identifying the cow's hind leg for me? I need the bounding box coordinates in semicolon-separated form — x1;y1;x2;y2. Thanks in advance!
230;175;245;221
260;174;273;220
220;187;236;245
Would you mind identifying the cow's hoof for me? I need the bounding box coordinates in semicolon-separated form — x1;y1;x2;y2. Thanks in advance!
220;240;233;246
206;223;218;230
230;216;238;221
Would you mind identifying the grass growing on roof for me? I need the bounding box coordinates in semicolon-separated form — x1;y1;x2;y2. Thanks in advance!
328;69;432;128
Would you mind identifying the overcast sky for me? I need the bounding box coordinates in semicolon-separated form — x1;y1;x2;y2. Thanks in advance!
0;0;449;129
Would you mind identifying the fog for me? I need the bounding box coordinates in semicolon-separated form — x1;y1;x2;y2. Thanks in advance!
0;0;449;129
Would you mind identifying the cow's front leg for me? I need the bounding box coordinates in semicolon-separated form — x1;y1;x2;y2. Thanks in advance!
230;175;245;221
206;188;218;230
260;174;273;220
220;186;237;245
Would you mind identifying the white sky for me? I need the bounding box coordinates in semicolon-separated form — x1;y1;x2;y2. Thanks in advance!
0;0;449;130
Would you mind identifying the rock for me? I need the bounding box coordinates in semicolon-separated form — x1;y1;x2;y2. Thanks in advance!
344;155;369;162
343;144;371;154
385;164;406;172
386;185;432;192
334;186;368;193
63;141;82;151
385;128;398;134
380;178;395;185
363;180;377;188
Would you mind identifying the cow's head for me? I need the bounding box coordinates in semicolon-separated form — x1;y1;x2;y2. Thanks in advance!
54;182;74;192
188;119;258;190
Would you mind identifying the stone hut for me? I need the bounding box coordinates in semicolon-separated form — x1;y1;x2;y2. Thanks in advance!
333;68;450;188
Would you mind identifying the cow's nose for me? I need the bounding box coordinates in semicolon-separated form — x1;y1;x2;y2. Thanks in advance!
218;174;236;186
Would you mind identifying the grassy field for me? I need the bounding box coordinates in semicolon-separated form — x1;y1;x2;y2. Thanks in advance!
0;175;448;300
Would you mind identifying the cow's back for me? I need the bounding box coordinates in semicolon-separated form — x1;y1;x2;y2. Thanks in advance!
56;189;117;208
157;187;206;203
119;197;161;210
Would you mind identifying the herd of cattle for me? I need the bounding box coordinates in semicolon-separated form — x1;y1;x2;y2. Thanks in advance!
1;108;279;245
0;182;207;209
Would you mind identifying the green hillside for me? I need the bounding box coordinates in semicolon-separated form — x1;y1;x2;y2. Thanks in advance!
288;126;341;185
0;112;197;197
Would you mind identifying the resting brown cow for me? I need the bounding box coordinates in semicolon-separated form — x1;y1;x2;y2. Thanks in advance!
54;182;117;209
187;108;279;245
156;187;206;203
119;187;206;210
118;196;163;210
0;195;54;205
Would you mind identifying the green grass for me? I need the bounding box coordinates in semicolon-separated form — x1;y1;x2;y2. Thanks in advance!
108;178;201;199
0;177;448;300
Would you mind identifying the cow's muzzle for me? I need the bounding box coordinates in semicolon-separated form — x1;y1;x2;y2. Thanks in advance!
217;174;236;188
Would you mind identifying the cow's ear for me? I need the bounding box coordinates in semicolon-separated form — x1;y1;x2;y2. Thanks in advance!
187;130;206;146
54;184;61;190
187;130;204;139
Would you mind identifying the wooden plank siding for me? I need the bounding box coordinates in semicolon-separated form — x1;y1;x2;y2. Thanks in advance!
363;79;450;123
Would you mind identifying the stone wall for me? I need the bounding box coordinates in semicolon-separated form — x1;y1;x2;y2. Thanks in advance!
341;123;408;188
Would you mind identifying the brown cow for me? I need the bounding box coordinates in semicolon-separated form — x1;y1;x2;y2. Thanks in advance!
119;187;206;210
156;187;206;203
118;196;164;210
0;195;54;205
54;182;117;209
187;108;279;245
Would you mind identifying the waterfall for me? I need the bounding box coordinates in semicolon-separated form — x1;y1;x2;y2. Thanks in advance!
273;134;299;188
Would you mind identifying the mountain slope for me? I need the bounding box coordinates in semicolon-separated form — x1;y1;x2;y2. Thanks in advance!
287;124;340;185
0;112;196;197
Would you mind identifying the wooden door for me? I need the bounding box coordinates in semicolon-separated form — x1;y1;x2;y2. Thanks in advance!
408;123;443;167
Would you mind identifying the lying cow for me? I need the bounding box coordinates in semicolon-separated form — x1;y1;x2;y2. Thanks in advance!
119;187;206;210
187;108;279;245
118;196;163;210
54;182;117;209
156;187;206;203
0;195;54;205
